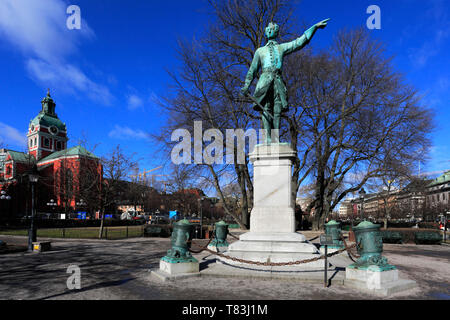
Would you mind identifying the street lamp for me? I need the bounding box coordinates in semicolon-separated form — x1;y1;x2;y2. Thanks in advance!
197;196;205;239
76;199;86;207
28;165;39;252
0;190;11;201
47;199;57;218
359;188;366;221
1;190;11;219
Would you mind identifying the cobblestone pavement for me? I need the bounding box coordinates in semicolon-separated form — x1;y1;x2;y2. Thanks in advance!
0;232;449;300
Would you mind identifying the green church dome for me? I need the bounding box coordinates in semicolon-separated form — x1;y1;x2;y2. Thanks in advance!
29;89;66;132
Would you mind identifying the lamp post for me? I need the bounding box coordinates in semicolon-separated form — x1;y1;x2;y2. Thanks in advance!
28;166;39;252
359;188;366;222
1;190;11;219
0;190;11;200
47;199;57;218
197;196;205;238
76;199;86;208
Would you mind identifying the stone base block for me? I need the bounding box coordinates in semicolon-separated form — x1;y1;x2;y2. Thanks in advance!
250;207;296;233
150;269;201;282
203;261;342;283
207;245;228;253
345;267;417;296
319;246;345;255
159;259;199;275
217;231;331;271
216;253;331;272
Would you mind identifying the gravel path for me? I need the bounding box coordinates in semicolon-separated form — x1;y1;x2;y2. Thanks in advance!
0;234;449;300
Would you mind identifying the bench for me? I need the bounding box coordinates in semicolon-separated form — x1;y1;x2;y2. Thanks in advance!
32;241;52;252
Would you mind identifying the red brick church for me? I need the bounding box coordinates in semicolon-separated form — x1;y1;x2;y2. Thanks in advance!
0;90;102;218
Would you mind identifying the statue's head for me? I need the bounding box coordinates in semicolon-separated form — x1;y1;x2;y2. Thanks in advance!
265;22;279;40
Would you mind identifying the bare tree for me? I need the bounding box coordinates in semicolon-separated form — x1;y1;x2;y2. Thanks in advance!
155;1;434;232
285;29;434;230
98;145;138;238
154;0;296;229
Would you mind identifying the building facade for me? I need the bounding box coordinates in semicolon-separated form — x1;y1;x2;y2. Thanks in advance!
0;91;102;218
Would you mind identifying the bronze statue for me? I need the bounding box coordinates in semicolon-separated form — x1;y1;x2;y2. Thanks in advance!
241;19;330;143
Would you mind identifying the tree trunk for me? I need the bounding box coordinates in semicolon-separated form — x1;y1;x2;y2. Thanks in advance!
237;164;249;228
98;208;106;239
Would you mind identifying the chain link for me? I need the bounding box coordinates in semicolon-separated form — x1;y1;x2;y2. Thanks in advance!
228;232;240;240
187;237;213;253
188;233;357;266
341;234;360;261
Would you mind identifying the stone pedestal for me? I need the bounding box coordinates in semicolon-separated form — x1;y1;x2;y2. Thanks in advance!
151;259;200;282
207;244;228;253
345;266;417;296
218;144;326;271
159;259;199;275
319;246;345;255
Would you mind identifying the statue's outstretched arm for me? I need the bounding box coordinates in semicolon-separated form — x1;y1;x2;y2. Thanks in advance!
241;50;261;95
281;18;330;55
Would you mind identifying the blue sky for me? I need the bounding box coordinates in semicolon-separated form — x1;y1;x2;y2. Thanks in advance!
0;0;449;179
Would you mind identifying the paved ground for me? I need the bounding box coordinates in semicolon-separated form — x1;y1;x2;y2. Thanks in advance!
0;232;449;300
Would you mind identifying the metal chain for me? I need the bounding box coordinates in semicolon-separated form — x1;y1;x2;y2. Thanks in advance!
187;237;213;253
341;234;360;261
188;233;356;267
228;232;240;240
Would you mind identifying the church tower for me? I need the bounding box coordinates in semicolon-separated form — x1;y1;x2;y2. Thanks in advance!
27;90;68;161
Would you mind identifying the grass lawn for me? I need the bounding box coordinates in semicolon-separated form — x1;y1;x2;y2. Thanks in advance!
0;225;145;240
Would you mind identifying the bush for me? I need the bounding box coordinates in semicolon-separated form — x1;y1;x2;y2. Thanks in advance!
380;230;404;244
379;228;442;244
144;224;172;238
414;231;442;245
386;221;416;228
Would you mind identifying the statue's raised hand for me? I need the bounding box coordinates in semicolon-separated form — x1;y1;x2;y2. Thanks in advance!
315;18;330;29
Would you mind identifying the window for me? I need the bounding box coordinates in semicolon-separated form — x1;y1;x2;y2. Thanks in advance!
34;137;37;146
44;138;50;147
56;141;62;150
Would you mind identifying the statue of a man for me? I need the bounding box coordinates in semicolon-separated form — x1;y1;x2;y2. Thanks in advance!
241;19;330;143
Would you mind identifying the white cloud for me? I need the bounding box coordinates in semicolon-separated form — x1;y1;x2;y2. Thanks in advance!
0;123;27;148
108;125;150;141
26;59;114;105
127;94;144;110
0;0;113;105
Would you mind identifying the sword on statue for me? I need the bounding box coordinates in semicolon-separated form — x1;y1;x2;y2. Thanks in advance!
235;92;274;121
